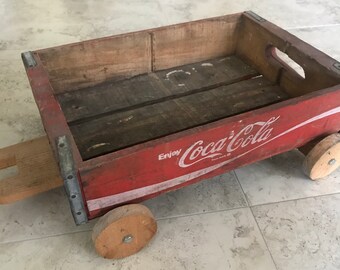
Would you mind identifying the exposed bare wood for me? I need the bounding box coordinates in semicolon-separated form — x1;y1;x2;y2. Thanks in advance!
92;204;157;259
237;14;340;97
0;136;62;204
303;133;340;180
153;14;241;70
38;32;152;94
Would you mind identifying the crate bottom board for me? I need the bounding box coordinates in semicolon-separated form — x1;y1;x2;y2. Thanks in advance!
57;55;290;160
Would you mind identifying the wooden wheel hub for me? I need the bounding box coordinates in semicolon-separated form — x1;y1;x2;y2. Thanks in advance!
92;204;157;259
303;133;340;180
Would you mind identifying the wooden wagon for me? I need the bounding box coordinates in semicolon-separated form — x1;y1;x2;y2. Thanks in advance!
1;11;340;259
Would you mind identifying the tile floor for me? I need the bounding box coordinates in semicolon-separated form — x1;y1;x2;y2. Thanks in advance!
0;0;340;269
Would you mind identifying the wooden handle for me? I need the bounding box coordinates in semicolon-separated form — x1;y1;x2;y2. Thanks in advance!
0;150;16;170
0;136;63;204
239;12;340;97
243;12;340;74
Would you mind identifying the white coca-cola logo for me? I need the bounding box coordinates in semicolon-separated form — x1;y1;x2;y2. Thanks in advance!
178;116;280;168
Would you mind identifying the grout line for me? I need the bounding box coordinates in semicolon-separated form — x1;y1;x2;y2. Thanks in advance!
0;228;93;246
0;206;251;246
154;169;258;221
249;205;280;270
285;23;340;30
250;190;340;208
232;170;250;207
155;204;249;221
233;170;279;270
2;181;339;246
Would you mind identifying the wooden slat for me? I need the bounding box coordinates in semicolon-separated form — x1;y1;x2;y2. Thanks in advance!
0;136;62;204
38;32;152;94
57;56;258;123
71;76;289;160
152;14;241;70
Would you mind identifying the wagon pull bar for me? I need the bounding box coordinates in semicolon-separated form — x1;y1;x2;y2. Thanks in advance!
0;136;63;204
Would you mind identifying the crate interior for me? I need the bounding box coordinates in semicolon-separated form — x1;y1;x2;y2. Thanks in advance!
37;13;340;160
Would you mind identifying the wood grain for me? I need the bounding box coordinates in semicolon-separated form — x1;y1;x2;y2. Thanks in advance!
70;73;289;160
153;14;241;70
38;32;152;94
57;56;258;124
237;13;340;97
0;136;62;204
303;133;340;180
92;204;157;259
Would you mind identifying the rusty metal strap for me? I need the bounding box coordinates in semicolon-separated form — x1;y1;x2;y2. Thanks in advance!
56;136;88;225
244;11;266;22
333;62;340;72
21;51;37;68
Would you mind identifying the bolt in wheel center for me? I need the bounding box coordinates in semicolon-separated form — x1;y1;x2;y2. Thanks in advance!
122;234;134;244
328;159;336;166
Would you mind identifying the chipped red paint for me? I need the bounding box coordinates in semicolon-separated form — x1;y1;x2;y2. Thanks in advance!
24;51;340;221
79;87;340;218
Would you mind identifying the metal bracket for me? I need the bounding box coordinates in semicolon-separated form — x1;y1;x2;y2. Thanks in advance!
56;136;88;225
21;51;37;68
333;62;340;72
245;11;266;22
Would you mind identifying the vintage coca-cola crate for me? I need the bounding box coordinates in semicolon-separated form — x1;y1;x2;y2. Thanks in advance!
1;11;340;258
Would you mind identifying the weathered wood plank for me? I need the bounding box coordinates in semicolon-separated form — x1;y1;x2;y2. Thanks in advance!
70;76;289;160
152;14;241;70
58;56;258;124
237;14;340;97
0;136;63;204
38;32;152;94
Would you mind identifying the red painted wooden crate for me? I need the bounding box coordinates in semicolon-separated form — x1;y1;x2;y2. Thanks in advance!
22;11;340;224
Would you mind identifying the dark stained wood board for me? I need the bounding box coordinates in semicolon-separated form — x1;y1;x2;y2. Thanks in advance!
66;56;289;159
57;56;258;124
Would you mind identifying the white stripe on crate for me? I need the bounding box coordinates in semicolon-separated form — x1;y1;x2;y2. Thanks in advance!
87;106;340;212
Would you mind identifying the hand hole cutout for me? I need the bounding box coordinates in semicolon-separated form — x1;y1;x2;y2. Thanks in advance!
269;47;305;79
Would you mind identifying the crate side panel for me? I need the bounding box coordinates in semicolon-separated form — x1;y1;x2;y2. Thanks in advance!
37;32;152;94
79;87;340;219
237;14;340;97
152;14;241;71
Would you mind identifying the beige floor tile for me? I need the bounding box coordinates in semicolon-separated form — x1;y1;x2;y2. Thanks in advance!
289;25;340;60
158;0;340;27
144;172;247;219
252;194;340;270
236;150;340;206
0;187;95;244
0;0;166;51
0;208;276;270
0;58;44;146
0;172;246;243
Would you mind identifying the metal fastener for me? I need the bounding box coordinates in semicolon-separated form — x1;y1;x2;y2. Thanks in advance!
56;136;88;225
334;62;340;71
122;234;134;244
328;159;336;166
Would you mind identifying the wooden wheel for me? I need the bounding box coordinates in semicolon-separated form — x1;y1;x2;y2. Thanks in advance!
303;133;340;180
92;204;157;259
